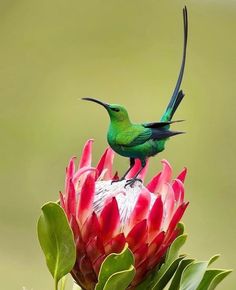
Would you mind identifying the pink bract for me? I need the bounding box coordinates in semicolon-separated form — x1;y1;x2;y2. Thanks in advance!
59;139;189;290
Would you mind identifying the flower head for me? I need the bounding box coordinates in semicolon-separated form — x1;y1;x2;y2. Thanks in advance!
59;140;188;289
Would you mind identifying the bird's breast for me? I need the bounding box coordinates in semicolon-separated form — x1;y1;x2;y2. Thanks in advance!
107;130;116;146
107;131;129;156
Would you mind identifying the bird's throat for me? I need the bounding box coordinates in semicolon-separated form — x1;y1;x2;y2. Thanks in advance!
109;117;132;130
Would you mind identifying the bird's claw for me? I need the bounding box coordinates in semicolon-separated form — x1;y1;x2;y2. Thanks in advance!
124;178;142;188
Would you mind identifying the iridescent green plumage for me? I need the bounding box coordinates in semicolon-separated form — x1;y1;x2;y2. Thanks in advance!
82;7;188;186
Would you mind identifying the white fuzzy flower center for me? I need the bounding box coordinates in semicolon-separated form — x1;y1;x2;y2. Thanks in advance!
93;180;156;225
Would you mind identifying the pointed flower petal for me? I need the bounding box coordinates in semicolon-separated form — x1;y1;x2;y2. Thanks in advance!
79;139;93;169
148;231;165;257
104;233;126;254
165;202;189;240
65;157;76;193
134;243;148;267
172;178;185;204
99;197;120;244
155;159;172;193
146;172;161;193
148;195;163;240
67;179;76;216
81;212;101;242
129;188;151;228
85;236;105;265
177;167;187;183
96;147;114;180
77;173;95;225
126;220;148;252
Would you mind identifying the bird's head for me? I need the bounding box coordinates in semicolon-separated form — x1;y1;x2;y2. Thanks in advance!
82;97;130;123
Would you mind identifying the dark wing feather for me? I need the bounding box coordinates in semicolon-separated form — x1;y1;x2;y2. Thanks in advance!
143;120;184;129
151;128;184;140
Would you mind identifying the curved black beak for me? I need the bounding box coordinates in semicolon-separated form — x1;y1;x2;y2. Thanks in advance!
82;97;109;109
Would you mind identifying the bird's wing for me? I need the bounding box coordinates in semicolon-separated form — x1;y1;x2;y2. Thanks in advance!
115;125;184;147
115;126;152;147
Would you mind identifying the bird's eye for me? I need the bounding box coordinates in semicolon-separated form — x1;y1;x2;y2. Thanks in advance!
111;108;120;112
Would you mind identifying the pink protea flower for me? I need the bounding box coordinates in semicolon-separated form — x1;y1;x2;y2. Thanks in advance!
59;140;189;290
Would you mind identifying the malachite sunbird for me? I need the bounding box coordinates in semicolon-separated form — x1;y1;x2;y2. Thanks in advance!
82;7;188;186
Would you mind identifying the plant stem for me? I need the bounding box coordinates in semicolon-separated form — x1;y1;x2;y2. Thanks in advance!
54;279;58;290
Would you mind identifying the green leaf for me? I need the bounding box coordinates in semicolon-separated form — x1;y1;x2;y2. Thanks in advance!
103;266;135;290
153;234;187;286
209;255;220;265
179;261;209;290
95;244;135;290
37;202;76;288
168;258;195;290
196;269;222;290
153;256;185;290
160;235;187;275
197;269;232;290
208;269;232;290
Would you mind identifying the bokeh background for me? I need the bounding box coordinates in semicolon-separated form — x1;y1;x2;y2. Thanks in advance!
1;0;236;289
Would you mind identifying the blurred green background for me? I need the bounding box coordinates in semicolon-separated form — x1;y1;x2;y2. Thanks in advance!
1;0;235;289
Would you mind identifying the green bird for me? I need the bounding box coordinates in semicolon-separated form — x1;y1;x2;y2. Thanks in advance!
82;7;188;186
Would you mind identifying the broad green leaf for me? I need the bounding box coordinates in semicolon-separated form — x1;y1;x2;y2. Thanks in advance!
153;256;185;290
95;244;135;290
153;235;187;285
208;269;232;290
197;269;232;290
168;258;195;290
179;261;209;290
160;235;187;276
103;266;135;290
38;202;76;288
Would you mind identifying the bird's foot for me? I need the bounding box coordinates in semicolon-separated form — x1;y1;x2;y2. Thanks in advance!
125;178;142;188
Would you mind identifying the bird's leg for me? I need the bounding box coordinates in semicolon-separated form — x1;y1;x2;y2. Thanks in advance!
125;159;146;188
121;158;135;180
112;158;135;184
